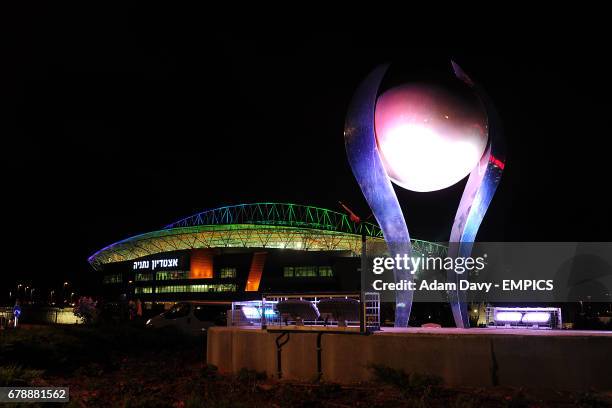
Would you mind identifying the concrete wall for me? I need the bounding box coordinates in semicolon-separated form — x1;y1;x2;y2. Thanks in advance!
207;327;612;390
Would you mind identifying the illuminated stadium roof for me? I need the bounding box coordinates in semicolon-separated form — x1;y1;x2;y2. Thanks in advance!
88;203;445;270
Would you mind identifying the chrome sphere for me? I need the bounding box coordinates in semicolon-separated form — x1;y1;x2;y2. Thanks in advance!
374;83;488;192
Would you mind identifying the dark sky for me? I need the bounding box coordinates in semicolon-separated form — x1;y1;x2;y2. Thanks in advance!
3;12;612;293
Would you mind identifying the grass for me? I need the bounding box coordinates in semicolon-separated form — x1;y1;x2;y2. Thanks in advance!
0;323;196;374
368;363;443;390
0;365;44;386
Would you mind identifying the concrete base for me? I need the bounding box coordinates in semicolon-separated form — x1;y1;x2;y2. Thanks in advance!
207;327;612;390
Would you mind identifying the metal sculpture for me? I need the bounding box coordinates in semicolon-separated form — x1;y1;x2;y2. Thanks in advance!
344;61;505;328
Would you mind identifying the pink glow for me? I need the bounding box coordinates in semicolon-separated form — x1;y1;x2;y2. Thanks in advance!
522;312;551;324
374;84;488;192
495;311;523;322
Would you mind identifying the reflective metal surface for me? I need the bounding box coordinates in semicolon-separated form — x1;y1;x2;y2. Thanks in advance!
447;61;506;328
345;62;505;328
344;65;413;327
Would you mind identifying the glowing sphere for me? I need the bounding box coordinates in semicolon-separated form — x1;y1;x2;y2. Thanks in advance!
374;84;488;192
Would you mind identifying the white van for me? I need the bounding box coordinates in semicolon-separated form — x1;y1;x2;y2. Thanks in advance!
146;302;228;335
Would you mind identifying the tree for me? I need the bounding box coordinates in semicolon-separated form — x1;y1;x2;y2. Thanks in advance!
73;297;98;324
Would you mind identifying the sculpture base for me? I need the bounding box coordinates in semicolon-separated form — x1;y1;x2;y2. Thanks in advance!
207;326;612;390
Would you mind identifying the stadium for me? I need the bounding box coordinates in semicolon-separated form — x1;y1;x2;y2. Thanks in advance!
88;202;445;313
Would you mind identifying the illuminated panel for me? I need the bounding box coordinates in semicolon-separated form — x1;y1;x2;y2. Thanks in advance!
190;249;214;279
495;311;522;322
522;312;551;323
245;252;267;292
242;306;260;319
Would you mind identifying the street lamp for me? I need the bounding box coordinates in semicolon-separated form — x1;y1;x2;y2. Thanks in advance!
63;282;70;305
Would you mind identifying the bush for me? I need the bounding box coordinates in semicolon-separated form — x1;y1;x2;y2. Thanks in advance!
409;372;443;388
368;364;410;388
502;391;532;408
236;368;266;384
0;324;197;374
368;364;443;397
73;297;99;324
313;382;342;399
201;364;219;380
575;392;611;408
452;394;483;408
120;395;169;408
0;365;43;386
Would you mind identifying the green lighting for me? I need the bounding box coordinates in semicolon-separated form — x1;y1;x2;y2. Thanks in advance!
88;203;447;270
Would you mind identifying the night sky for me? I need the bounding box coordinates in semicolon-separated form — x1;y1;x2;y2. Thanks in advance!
3;13;612;296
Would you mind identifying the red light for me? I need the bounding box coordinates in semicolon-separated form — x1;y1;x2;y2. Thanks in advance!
489;155;505;170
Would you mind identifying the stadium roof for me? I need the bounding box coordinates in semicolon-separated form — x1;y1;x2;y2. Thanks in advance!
88;202;445;270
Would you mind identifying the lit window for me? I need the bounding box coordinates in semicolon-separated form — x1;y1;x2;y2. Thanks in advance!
295;266;317;277
156;285;185;293
283;266;333;278
135;286;153;294
318;266;333;277
135;273;153;281
103;274;122;284
219;267;237;279
155;284;237;293
156;271;189;281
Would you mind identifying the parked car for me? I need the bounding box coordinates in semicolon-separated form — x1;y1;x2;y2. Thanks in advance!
146;302;227;335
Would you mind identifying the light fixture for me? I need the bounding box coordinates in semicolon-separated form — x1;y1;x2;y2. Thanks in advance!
487;307;562;329
522;312;551;323
241;306;261;319
495;311;522;322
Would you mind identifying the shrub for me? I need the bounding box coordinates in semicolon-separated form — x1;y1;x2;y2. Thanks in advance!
0;365;44;386
368;364;410;388
201;364;219;380
73;297;98;324
0;324;197;375
502;391;532;408
452;394;482;408
368;364;444;398
120;394;169;408
409;372;443;388
574;392;610;408
313;382;342;399
236;368;266;384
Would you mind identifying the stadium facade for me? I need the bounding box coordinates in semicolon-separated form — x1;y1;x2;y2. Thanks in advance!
88;203;444;310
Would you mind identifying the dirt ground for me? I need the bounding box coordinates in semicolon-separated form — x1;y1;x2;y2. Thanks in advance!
32;349;612;408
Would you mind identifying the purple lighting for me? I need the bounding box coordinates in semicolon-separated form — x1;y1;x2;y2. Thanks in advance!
488;307;562;329
495;311;523;322
522;312;551;324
